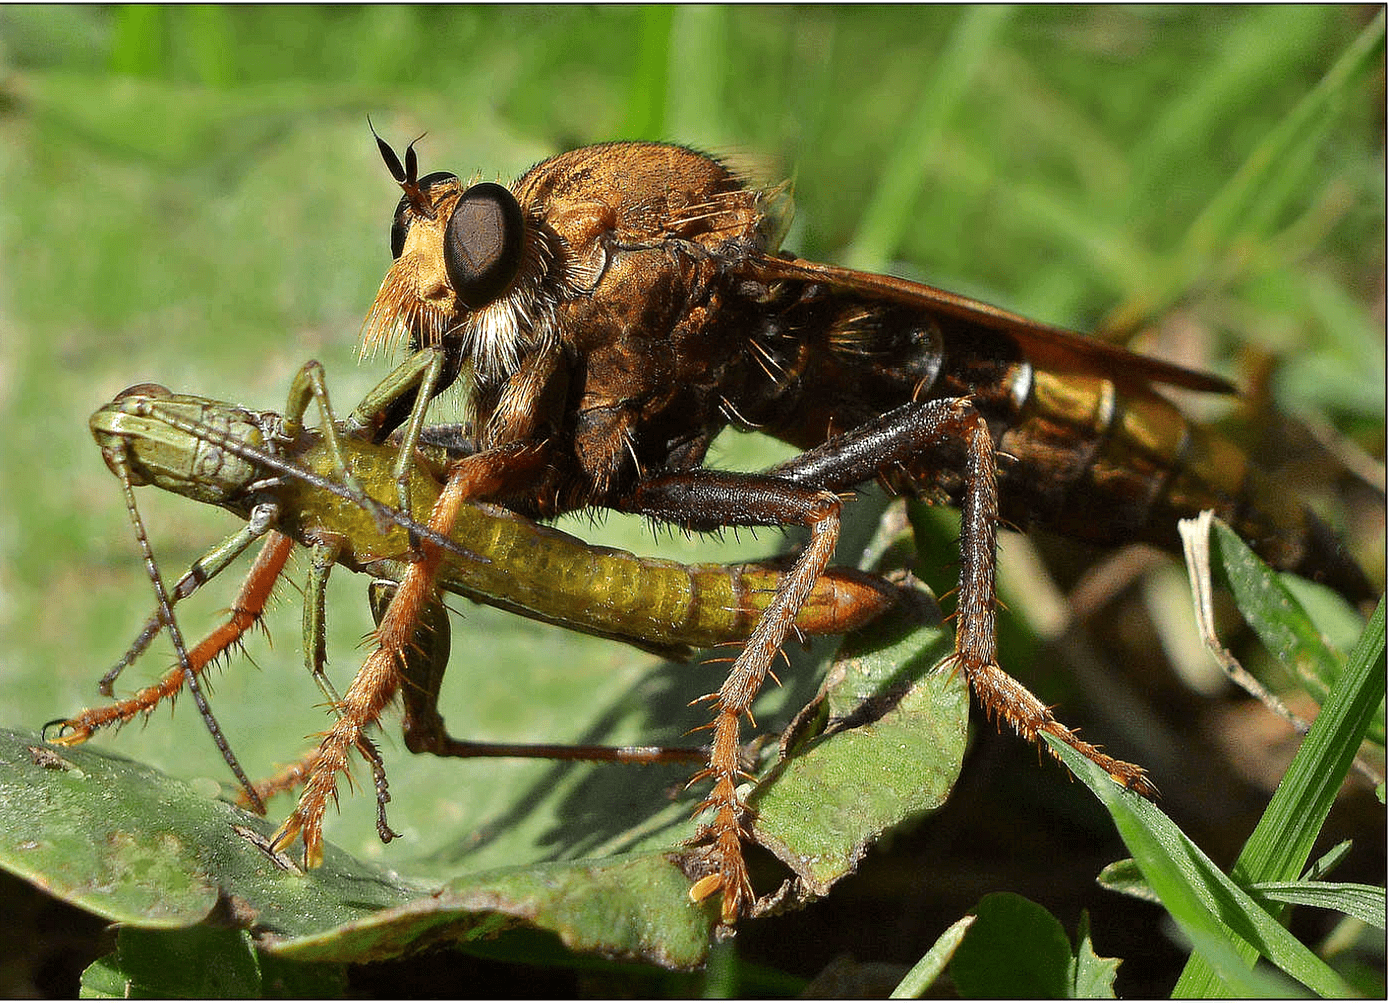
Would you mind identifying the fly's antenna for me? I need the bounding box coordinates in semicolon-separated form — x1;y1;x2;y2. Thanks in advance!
369;117;435;220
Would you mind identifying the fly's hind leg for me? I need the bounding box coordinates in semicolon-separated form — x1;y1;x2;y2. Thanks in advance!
620;470;845;927
939;409;1156;796
662;397;1157;925
771;397;1157;797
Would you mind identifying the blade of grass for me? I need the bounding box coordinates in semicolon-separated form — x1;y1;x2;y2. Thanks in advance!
1099;850;1383;928
619;5;674;140
1186;9;1385;251
1104;9;1386;334
1047;736;1351;996
1248;881;1386;931
844;5;1013;271
1208;519;1385;748
1174;592;1386;994
889;915;975;998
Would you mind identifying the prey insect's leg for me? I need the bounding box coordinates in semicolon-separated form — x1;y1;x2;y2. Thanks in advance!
621;471;844;925
97;506;281;697
770;398;1158;797
59;454;267;814
369;582;708;766
48;514;289;760
292;536;406;836
281;361;383;521
302;538;347;706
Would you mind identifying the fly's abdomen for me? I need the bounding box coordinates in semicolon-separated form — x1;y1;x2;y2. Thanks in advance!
999;367;1373;601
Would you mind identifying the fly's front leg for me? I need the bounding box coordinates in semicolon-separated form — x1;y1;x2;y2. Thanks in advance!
771;398;1158;798
55;454;269;813
271;441;548;867
369;580;450;756
620;471;843;926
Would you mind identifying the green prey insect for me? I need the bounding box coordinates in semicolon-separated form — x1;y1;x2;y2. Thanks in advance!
51;362;898;841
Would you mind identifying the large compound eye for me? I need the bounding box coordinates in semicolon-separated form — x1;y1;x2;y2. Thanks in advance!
389;196;412;259
443;182;524;309
115;382;173;401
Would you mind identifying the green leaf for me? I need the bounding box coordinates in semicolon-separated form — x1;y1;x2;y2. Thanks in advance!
80;927;345;998
1099;857;1386;929
264;851;712;969
0;727;430;932
1210;520;1385;746
1303;840;1355;881
751;584;963;897
1174;575;1385;996
77;952;127;999
1;561;959;971
949;893;1074;998
1072;911;1122;999
1096;858;1161;905
937;898;1120;998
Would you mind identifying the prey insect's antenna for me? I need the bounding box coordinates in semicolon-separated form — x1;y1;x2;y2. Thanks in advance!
135;396;492;570
104;446;267;815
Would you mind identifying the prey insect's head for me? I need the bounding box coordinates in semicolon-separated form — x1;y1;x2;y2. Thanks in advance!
362;123;528;374
90;386;268;504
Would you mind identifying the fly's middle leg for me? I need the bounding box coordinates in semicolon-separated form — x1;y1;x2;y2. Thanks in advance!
621;470;844;927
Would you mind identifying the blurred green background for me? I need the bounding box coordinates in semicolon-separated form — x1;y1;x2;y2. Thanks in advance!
0;5;1383;995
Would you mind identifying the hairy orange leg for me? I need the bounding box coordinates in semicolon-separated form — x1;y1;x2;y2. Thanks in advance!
269;446;527;866
48;531;293;786
55;449;273;811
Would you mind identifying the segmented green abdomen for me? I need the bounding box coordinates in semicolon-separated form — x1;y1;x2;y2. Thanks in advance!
285;432;897;654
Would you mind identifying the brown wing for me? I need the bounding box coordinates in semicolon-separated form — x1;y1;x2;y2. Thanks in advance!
750;255;1235;395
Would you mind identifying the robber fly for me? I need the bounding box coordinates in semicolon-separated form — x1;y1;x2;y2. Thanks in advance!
53;369;896;835
335;136;1377;925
